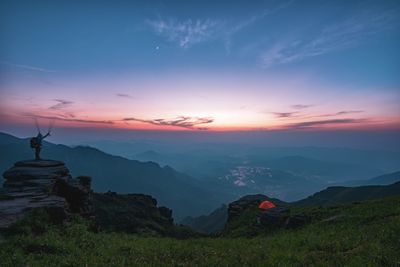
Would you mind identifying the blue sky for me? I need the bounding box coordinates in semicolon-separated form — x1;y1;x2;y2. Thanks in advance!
0;0;399;139
1;0;398;77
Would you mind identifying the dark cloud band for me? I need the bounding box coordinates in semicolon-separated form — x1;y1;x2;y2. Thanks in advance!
123;116;214;130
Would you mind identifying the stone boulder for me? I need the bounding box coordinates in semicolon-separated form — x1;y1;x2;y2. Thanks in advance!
258;209;310;229
258;207;290;227
55;176;92;217
3;160;69;198
158;206;173;223
228;194;270;222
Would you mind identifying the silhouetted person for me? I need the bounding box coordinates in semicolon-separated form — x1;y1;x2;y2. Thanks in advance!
30;131;50;160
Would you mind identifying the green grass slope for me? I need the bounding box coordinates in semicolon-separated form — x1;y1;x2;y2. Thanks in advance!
1;196;399;266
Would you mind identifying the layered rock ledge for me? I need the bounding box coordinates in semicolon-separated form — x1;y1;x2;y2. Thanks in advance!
0;159;91;228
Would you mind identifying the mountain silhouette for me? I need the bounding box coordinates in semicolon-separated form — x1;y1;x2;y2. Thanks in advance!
342;171;400;186
183;179;400;233
0;132;229;220
294;182;400;206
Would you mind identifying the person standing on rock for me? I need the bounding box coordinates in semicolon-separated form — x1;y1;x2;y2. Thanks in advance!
30;131;50;160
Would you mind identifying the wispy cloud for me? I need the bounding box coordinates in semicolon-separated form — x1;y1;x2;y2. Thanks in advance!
0;61;56;73
146;18;222;48
260;8;399;67
223;1;293;53
335;110;363;115
307;110;364;119
48;99;74;110
271;112;298;118
291;104;312;109
285;118;367;129
19;112;114;125
146;1;292;50
271;109;364;120
123;116;214;130
116;93;133;99
228;2;292;35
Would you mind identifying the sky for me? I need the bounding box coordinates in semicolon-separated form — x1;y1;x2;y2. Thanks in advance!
0;0;400;145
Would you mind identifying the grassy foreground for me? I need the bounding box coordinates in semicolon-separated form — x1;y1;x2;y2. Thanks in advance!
1;196;399;267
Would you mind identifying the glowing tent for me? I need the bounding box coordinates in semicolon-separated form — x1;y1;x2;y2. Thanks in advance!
259;200;276;210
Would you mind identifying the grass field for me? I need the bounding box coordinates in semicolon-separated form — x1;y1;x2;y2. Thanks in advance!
1;196;399;267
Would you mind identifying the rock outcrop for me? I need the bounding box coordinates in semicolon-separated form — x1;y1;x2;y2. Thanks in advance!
258;207;290;227
225;194;309;235
55;176;93;218
227;194;286;222
92;192;174;235
257;207;310;230
0;160;92;228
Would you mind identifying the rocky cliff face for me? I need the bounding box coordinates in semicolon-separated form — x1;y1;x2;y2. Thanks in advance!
0;158;178;236
227;194;286;222
0;160;92;228
224;194;308;236
92;192;174;235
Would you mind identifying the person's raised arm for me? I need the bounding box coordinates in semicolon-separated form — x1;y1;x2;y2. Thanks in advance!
43;132;51;139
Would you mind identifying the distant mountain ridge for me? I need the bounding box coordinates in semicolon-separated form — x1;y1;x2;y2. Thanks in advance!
2;132;399;222
183;179;400;233
262;155;378;181
0;132;232;220
85;137;400;203
294;181;400;206
342;171;400;186
366;171;400;185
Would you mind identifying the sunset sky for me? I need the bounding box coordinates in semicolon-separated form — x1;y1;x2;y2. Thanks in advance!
1;0;399;136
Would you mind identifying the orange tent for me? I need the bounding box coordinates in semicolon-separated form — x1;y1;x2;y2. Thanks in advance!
259;200;276;210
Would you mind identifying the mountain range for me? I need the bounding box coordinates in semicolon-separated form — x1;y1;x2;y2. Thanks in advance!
341;171;400;186
294;181;400;206
1;132;399;221
87;140;399;201
0;132;233;220
182;180;400;233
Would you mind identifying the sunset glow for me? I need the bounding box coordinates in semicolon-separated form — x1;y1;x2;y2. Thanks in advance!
1;0;399;135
